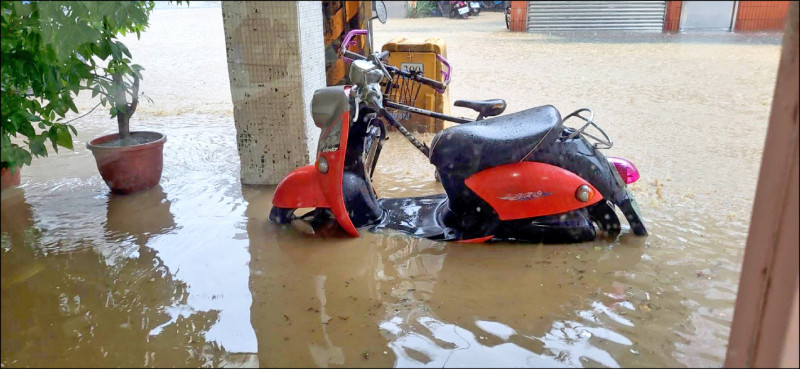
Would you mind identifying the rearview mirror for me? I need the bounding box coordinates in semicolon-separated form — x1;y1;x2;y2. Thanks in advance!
374;1;387;24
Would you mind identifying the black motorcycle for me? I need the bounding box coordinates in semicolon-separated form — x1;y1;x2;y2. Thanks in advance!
443;1;470;19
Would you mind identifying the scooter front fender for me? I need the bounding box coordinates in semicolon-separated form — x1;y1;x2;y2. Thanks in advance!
272;165;329;209
271;109;359;238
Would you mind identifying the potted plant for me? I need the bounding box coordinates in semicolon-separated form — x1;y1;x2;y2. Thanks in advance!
83;1;166;194
1;1;86;190
1;1;163;193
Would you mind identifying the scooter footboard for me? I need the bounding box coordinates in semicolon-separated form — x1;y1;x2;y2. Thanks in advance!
373;195;449;239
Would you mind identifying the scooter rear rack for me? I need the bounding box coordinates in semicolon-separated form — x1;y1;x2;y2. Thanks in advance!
563;108;613;149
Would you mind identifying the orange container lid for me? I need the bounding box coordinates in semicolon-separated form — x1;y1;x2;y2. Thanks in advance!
381;37;447;58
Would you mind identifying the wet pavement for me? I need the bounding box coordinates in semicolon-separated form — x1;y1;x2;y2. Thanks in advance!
1;7;783;368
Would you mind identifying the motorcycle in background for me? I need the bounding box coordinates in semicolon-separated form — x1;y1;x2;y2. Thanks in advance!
468;1;481;16
482;0;507;11
505;3;511;29
447;1;470;19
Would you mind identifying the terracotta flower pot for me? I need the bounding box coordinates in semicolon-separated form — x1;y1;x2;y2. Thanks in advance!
1;167;21;190
87;131;166;194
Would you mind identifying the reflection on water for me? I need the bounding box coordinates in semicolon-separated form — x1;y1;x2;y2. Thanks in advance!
371;232;664;368
1;7;780;369
105;185;176;244
0;188;228;367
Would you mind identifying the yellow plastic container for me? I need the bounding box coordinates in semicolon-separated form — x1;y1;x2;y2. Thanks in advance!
381;37;450;133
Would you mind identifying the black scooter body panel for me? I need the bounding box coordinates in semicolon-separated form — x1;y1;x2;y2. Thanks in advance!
526;128;647;236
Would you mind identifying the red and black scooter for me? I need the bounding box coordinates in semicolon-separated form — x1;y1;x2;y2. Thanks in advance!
269;29;647;244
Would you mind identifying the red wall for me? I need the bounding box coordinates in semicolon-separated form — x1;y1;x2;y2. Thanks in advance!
735;1;791;32
509;1;527;32
663;1;683;32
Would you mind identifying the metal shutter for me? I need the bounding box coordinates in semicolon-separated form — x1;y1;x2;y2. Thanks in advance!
527;1;667;31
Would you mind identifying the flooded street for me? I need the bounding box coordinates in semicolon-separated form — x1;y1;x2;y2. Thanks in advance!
1;6;783;368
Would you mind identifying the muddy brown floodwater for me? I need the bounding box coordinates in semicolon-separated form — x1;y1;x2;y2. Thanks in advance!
1;6;782;368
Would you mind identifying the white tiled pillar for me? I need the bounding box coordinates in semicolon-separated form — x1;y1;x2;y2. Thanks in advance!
222;1;325;185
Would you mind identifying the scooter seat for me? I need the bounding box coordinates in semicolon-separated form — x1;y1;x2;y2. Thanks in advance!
429;105;563;175
454;99;507;119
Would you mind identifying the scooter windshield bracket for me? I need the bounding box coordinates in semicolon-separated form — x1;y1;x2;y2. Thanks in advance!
563;108;613;149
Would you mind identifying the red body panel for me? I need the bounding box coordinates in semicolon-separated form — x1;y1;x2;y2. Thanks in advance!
465;161;602;220
457;235;495;243
317;112;359;237
272;165;329;209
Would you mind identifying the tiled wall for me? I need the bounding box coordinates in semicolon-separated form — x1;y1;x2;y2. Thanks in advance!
297;1;325;165
222;2;325;185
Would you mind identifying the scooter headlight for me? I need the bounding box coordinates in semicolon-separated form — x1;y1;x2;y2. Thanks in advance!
348;59;384;89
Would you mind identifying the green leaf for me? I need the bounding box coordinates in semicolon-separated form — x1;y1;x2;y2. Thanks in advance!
20;149;32;166
55;126;73;150
66;99;78;114
30;136;47;157
47;127;60;151
109;40;121;60
18;119;36;137
97;39;112;59
117;41;131;58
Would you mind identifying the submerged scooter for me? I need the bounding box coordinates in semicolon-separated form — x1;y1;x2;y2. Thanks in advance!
269;28;647;244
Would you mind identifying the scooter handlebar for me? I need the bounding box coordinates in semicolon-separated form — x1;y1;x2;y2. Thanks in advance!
384;65;447;92
418;75;447;92
339;29;447;93
340;29;369;62
436;54;452;89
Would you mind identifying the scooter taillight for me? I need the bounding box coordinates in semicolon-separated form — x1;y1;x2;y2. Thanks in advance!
608;157;640;184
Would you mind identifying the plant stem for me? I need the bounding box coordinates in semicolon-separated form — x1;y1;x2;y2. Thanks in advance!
112;72;139;145
113;72;130;143
62;102;102;125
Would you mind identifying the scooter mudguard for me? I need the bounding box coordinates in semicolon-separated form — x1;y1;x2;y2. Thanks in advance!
272;165;329;209
465;161;602;220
